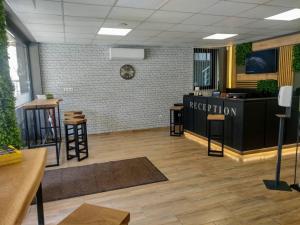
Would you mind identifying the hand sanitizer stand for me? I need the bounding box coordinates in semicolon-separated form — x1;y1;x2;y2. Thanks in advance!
291;109;300;191
264;86;293;191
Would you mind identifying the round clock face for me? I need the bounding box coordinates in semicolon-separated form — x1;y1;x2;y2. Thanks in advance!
120;64;135;80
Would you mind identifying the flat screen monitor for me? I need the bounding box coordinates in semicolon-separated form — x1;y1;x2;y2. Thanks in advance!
245;49;278;74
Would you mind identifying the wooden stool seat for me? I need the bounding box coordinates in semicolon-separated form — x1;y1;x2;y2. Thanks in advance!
207;114;225;121
170;106;184;111
64;114;88;161
64;114;85;120
64;118;87;125
57;203;130;225
64;111;83;117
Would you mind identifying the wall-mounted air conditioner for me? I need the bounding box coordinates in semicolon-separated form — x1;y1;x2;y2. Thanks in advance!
109;48;145;60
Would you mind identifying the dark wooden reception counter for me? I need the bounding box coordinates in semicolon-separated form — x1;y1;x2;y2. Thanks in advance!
183;95;298;152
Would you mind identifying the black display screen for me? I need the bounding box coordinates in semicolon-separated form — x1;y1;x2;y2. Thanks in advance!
245;49;278;74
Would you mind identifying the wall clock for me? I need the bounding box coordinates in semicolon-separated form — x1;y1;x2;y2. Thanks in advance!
120;64;135;80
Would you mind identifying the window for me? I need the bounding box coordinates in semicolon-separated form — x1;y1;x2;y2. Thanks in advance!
194;48;219;90
7;30;31;107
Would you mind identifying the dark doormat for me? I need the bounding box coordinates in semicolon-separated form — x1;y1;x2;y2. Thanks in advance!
40;157;168;203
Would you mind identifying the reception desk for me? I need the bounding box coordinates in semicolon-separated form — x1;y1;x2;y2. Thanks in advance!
183;95;298;152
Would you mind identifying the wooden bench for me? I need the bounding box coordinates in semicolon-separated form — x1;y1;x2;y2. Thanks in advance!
57;203;130;225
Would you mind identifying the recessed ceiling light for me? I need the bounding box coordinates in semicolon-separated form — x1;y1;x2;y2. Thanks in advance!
98;27;132;36
265;8;300;21
203;33;238;40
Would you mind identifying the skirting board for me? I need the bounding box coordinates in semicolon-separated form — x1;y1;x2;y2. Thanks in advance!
184;130;297;162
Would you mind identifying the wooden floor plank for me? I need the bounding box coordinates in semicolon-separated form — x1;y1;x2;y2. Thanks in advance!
22;128;300;225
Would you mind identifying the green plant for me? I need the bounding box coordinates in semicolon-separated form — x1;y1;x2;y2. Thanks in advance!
46;93;54;99
293;44;300;72
257;79;279;96
0;0;21;148
236;42;252;66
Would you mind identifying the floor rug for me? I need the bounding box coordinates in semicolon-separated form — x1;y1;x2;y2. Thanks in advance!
41;157;168;202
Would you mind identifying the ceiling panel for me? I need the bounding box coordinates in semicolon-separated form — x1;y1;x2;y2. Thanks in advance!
147;11;193;23
65;33;96;39
64;16;104;26
25;24;64;33
155;31;186;39
265;0;300;8
17;13;63;25
116;0;168;9
161;0;219;13
213;16;258;27
7;0;300;46
63;0;117;6
204;1;257;16
135;22;175;31
108;7;154;21
126;30;161;37
224;0;269;3
65;25;100;34
34;36;65;43
183;14;225;26
64;3;111;18
7;0;62;15
167;24;204;32
240;5;289;19
102;19;140;29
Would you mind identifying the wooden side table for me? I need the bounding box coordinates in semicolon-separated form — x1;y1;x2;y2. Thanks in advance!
0;148;47;225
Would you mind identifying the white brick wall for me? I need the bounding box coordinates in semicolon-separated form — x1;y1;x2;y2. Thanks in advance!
39;44;193;134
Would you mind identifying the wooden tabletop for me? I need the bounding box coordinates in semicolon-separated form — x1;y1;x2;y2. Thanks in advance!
0;148;47;225
22;98;62;109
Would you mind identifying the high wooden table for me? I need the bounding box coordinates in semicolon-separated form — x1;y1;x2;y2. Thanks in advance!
0;148;47;225
22;98;62;167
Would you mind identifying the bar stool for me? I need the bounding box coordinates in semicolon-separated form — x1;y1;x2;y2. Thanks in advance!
64;111;88;161
170;105;184;136
207;114;225;157
57;203;130;225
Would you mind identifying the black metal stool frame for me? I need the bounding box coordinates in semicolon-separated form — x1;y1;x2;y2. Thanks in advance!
65;122;89;161
170;108;184;136
207;117;225;157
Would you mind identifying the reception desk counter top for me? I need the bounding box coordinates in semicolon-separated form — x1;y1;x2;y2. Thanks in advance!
183;95;298;152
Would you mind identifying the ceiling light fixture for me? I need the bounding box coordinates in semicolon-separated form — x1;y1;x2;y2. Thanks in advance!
98;27;132;36
265;8;300;21
203;33;238;40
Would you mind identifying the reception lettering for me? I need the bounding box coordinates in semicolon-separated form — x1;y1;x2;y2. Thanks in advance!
189;101;237;117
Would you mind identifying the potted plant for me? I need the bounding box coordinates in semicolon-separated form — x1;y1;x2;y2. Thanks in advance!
257;79;279;97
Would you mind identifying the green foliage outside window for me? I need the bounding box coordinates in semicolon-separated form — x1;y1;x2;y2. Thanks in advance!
0;0;21;148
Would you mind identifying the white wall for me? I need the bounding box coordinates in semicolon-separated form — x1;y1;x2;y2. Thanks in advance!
39;44;193;134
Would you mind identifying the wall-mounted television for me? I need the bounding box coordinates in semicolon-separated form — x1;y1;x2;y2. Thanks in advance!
245;49;278;74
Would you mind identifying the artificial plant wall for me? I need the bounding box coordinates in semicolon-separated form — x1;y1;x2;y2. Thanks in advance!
0;0;21;148
236;42;252;66
293;44;300;72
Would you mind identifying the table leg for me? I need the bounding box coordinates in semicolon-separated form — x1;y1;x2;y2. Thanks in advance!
36;183;45;225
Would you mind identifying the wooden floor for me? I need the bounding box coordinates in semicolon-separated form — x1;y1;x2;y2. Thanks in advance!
23;128;300;225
